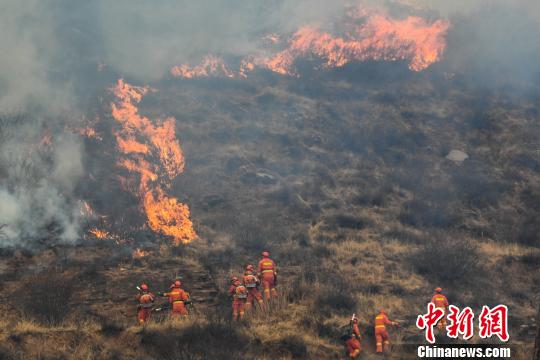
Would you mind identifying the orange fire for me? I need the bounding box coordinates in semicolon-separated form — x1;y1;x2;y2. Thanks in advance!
171;7;449;78
170;55;235;79
110;79;196;245
39;131;53;149
73;126;103;141
89;228;110;239
132;248;150;258
263;10;451;73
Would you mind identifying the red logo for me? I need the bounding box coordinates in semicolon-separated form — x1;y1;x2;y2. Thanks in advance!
479;305;509;342
416;304;509;342
416;303;445;344
446;305;474;340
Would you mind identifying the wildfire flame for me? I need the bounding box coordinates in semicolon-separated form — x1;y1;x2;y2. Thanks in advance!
171;55;235;79
89;228;110;239
39;131;53;149
132;248;150;258
171;7;449;78
110;79;196;245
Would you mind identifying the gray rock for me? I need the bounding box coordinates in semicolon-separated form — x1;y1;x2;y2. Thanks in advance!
446;150;469;162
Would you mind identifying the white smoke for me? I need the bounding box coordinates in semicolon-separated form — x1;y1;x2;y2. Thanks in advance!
0;117;84;247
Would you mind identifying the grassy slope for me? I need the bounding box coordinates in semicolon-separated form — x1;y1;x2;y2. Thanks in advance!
0;65;539;359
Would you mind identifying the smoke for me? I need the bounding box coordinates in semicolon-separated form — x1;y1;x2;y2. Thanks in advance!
0;116;84;247
415;0;540;84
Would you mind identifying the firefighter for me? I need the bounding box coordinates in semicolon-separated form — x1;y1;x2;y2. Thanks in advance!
243;264;263;311
374;309;398;353
344;314;362;358
257;251;278;301
135;283;155;325
161;280;190;317
431;287;449;330
229;276;248;320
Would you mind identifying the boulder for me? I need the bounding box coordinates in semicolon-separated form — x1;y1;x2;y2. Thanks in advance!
446;149;469;162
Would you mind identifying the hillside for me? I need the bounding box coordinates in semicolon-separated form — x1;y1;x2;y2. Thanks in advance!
0;62;538;359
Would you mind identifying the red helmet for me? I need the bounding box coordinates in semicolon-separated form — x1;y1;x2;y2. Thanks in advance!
140;283;149;291
262;251;270;257
435;287;442;293
174;280;182;287
379;308;386;314
246;264;254;271
231;276;239;283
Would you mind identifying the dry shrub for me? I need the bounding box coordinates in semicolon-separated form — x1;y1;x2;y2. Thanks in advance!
314;283;357;316
16;270;75;325
263;335;308;359
398;199;459;229
410;231;481;285
141;316;249;360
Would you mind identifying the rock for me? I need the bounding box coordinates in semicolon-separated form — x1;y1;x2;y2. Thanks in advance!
240;169;277;185
446;149;469;162
255;172;276;184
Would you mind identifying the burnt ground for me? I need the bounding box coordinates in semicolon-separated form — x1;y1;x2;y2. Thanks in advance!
0;61;539;359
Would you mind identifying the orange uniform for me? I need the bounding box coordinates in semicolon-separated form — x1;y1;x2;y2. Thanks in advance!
345;322;361;358
374;310;396;353
229;281;248;320
258;252;277;300
431;290;449;330
243;271;263;310
135;288;155;325
164;283;190;317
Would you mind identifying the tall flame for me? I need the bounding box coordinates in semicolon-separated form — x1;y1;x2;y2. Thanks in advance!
110;79;196;245
171;7;449;78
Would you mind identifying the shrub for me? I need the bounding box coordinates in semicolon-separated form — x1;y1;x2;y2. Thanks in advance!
410;232;481;285
263;336;308;359
16;270;75;325
141;317;249;360
314;289;357;316
398;199;460;229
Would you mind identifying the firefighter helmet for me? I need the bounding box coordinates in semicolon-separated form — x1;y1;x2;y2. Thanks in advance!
435;287;442;293
262;251;270;257
140;283;149;291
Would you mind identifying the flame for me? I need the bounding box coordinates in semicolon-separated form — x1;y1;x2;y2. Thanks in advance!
170;55;235;79
110;79;196;245
133;248;150;258
77;126;102;140
89;228;110;239
171;7;449;78
39;131;53;149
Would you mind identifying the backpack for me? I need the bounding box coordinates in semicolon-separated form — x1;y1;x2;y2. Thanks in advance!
339;323;354;341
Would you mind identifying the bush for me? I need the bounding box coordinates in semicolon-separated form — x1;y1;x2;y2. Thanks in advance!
263;336;308;359
323;214;371;231
398;199;460;229
16;270;75;325
410;232;481;285
314;289;357;316
141;317;249;360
